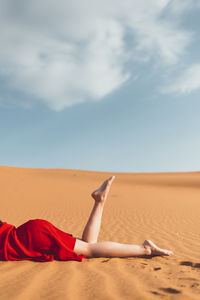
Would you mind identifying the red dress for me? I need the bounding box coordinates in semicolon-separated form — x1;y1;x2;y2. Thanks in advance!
0;219;86;262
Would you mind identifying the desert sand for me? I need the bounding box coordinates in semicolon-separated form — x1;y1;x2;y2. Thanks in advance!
0;166;200;300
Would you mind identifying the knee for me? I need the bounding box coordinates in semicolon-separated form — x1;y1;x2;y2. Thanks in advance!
74;239;93;258
86;243;94;257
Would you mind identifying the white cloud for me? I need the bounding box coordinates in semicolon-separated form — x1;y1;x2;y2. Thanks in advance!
168;0;200;15
161;64;200;94
0;0;195;111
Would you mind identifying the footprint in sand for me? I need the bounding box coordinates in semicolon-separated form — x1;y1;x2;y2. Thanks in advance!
191;283;199;288
154;267;161;271
151;291;164;296
180;261;200;268
160;287;181;294
180;261;193;266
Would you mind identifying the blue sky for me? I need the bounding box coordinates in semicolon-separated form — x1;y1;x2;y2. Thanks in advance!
0;0;200;172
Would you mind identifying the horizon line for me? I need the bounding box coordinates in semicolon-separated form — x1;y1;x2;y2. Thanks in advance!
0;164;199;175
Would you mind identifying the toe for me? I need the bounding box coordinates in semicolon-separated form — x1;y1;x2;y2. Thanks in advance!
109;176;115;182
161;249;173;256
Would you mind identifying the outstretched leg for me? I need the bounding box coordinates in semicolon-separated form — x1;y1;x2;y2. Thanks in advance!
74;238;173;258
81;176;115;243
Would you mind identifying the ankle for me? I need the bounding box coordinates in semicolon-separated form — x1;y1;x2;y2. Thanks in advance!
142;245;152;256
94;201;105;208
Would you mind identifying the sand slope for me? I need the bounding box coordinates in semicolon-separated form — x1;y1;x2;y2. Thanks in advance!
0;166;200;300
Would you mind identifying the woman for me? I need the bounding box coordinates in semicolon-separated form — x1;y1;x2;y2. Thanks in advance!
0;176;173;262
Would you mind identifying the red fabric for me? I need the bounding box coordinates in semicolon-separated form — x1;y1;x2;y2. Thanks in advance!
0;219;86;262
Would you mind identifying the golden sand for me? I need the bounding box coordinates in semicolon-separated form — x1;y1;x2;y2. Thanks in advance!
0;166;200;299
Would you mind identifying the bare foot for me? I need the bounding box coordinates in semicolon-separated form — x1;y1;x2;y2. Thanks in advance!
91;176;115;204
143;240;173;256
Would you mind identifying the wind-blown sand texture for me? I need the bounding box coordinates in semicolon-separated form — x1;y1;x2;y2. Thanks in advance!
0;166;200;300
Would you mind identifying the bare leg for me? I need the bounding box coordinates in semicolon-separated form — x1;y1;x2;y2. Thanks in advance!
75;175;174;258
89;240;173;257
74;238;173;258
81;176;115;243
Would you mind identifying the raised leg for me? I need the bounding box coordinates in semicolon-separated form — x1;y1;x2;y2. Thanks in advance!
81;176;115;243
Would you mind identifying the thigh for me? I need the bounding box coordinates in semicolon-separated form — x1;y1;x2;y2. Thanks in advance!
74;238;92;258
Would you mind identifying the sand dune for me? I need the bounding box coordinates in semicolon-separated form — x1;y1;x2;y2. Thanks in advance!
0;166;200;300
